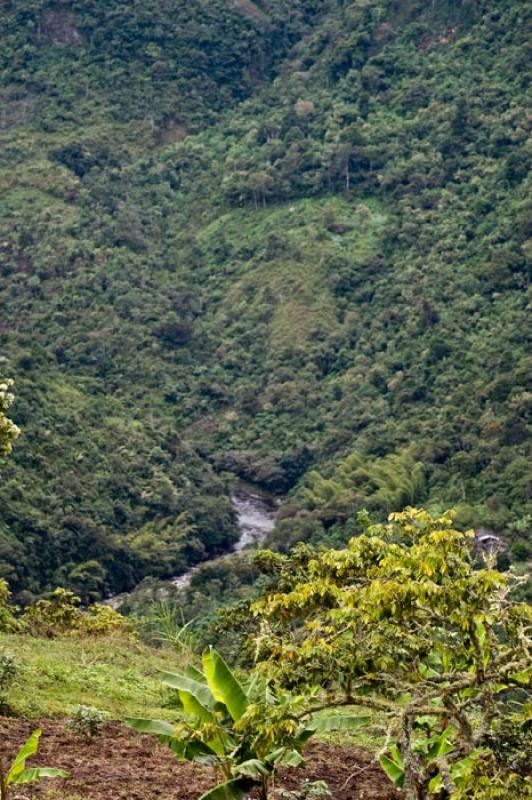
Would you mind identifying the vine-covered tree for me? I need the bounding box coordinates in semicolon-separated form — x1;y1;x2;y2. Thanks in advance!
251;508;532;799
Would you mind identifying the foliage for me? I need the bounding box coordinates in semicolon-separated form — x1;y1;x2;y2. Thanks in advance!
300;450;426;519
23;589;81;637
276;780;332;799
0;379;19;458
0;652;19;697
250;508;532;800
0;728;68;800
67;704;106;738
0;629;181;719
126;646;368;800
135;599;198;652
22;588;129;637
0;581;21;634
0;0;530;600
79;604;131;637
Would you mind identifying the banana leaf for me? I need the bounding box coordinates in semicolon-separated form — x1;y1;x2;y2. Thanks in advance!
304;714;370;734
198;777;254;800
158;670;214;708
203;647;248;722
13;767;69;785
7;729;42;783
124;718;176;737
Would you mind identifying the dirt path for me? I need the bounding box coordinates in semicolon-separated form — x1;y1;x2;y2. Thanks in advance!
0;718;399;800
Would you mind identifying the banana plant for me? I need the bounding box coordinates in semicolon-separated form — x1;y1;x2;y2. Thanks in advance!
0;729;69;800
126;647;368;800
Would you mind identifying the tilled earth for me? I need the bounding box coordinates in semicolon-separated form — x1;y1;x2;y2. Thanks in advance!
0;718;399;800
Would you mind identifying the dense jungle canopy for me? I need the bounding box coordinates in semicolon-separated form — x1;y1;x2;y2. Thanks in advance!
0;0;530;600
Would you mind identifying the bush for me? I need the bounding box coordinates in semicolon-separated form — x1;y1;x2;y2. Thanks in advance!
0;652;19;696
79;604;131;637
22;588;129;638
67;705;107;738
22;588;80;637
0;580;21;633
277;781;332;799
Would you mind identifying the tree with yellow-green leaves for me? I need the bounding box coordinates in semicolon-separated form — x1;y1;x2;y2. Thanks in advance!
0;378;19;458
251;508;532;800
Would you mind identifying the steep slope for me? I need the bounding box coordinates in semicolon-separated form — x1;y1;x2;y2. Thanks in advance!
0;0;530;599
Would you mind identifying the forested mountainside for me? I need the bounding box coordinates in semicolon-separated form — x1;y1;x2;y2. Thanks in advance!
0;0;530;600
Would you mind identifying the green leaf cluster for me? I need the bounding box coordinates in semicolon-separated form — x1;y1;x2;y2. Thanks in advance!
127;646;367;799
251;508;532;799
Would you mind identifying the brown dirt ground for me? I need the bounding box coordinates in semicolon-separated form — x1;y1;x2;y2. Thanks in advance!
0;718;400;800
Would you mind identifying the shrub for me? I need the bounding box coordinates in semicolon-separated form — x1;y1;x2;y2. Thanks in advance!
277;780;332;799
0;652;19;696
0;580;21;634
67;705;106;738
251;508;532;800
22;588;130;638
126;647;367;800
22;588;81;637
79;604;130;636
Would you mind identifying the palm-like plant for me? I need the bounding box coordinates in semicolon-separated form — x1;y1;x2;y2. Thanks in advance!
0;729;69;800
126;647;367;800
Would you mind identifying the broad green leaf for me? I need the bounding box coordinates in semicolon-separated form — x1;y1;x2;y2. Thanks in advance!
167;738;219;762
186;664;208;683
236;758;269;777
158;670;213;708
305;714;370;733
124;718;176;737
280;749;305;768
179;689;214;724
184;740;219;760
380;755;405;788
198;777;253;800
13;767;69;785
428;773;443;793
7;729;42;783
203;647;248;722
295;726;316;746
168;739;188;759
509;666;532;685
427;729;455;760
450;750;482;779
389;744;403;766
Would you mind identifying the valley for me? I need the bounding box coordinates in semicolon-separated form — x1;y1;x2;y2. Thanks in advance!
0;2;530;798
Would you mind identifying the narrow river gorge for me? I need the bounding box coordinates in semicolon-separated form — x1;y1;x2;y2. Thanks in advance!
106;483;278;606
171;482;278;591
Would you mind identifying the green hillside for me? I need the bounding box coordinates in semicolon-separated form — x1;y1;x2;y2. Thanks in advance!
0;0;530;600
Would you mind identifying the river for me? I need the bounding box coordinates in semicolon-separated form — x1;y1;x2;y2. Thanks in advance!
171;482;278;590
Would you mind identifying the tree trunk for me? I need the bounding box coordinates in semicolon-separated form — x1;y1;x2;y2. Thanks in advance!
258;775;269;800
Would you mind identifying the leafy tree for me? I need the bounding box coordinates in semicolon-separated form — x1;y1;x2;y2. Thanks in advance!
0;0;530;598
251;508;532;800
22;587;128;637
0;380;19;458
0;581;20;634
296;449;426;528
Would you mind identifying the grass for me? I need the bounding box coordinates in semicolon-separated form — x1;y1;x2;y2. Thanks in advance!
0;632;185;719
202;194;386;351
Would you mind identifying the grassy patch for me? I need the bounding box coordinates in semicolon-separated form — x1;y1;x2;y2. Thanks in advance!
0;632;184;719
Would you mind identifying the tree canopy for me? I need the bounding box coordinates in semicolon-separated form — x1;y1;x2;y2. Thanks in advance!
0;379;19;457
251;508;532;799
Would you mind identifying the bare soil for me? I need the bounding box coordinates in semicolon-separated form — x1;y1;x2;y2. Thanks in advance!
0;718;399;800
